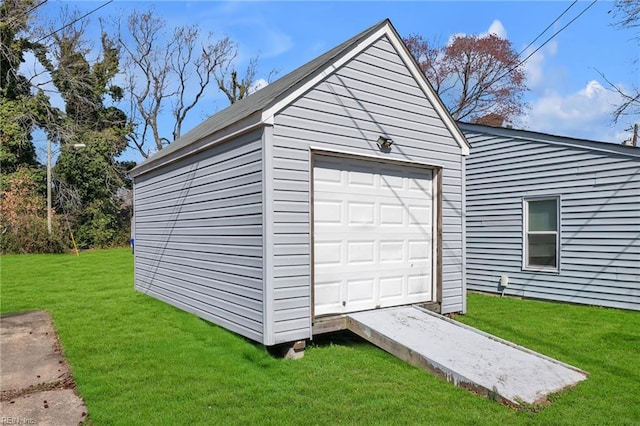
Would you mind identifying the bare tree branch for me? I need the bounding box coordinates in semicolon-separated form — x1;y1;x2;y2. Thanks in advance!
605;1;640;123
112;9;239;157
597;69;640;122
215;55;258;104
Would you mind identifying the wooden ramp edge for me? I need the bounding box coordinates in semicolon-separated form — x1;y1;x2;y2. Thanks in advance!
346;306;588;406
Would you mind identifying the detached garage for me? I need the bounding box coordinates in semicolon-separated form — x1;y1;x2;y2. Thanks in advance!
130;19;469;348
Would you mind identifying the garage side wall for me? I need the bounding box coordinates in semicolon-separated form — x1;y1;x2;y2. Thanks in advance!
464;129;640;311
133;131;266;342
269;35;465;344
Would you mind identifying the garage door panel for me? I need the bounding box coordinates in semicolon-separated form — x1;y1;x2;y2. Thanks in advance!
380;204;404;224
314;200;342;223
314;241;341;265
348;202;375;224
408;274;431;295
380;241;404;263
347;279;375;302
380;173;404;190
348;167;375;186
408;206;431;225
409;176;432;192
315;281;342;310
314;154;434;316
409;241;431;261
379;277;403;298
314;164;342;183
347;241;375;263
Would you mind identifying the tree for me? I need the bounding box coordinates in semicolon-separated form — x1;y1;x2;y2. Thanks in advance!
404;33;527;125
605;0;640;123
113;10;242;158
0;0;65;253
612;0;640;38
0;0;48;183
36;8;132;247
215;56;258;104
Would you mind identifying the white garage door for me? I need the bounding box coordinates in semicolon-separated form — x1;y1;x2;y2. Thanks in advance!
313;155;434;316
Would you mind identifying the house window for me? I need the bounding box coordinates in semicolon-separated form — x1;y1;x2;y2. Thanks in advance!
524;197;560;271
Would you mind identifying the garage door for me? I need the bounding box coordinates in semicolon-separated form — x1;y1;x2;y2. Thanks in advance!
313;154;434;316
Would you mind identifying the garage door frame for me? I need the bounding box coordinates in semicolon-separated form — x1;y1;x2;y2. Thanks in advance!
309;148;443;320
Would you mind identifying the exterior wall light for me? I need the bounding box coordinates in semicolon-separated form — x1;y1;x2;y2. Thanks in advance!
377;135;394;149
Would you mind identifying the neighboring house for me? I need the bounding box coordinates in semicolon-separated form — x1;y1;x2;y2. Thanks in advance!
461;122;640;311
130;20;469;348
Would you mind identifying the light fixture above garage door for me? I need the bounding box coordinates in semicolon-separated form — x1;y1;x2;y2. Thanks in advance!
377;135;394;150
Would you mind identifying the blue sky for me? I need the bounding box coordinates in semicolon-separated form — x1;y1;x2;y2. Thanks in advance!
33;1;639;162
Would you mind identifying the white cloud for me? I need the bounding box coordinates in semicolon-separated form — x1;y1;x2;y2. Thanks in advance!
522;41;560;91
249;78;268;94
448;19;507;45
523;80;629;143
486;20;507;39
524;50;546;90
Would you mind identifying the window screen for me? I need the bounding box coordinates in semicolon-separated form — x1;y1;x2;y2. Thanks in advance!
525;198;559;270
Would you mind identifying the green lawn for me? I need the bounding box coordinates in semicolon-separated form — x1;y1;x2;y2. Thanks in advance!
1;249;638;425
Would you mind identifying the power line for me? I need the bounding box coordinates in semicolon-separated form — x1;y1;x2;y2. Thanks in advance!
516;0;578;58
24;0;48;17
34;0;113;44
497;0;598;84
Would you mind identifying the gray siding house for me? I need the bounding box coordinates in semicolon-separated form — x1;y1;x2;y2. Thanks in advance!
130;20;469;347
462;123;639;311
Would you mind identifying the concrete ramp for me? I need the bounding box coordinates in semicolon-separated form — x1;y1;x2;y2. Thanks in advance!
346;306;587;406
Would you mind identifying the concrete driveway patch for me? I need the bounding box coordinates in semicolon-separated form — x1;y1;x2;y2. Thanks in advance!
1;311;88;425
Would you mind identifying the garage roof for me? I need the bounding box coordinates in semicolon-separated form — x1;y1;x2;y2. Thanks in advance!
131;19;469;177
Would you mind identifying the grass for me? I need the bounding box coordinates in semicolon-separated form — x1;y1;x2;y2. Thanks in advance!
1;249;639;425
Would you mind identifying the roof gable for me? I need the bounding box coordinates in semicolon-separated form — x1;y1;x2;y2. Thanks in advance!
133;19;469;176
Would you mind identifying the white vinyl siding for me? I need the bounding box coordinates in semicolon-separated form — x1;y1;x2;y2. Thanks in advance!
464;124;640;311
133;131;265;342
524;197;560;271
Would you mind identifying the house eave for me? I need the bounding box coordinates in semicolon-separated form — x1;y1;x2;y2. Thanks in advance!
459;122;640;158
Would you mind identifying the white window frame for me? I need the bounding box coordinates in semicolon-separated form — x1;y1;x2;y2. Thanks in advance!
522;196;561;272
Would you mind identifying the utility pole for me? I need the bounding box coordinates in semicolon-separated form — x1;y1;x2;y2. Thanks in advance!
47;138;52;234
632;123;638;148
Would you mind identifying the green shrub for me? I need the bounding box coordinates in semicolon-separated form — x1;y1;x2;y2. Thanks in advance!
1;214;68;254
0;167;70;254
75;198;130;249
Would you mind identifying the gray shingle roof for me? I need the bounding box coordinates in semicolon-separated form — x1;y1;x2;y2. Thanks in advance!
132;19;391;173
459;122;640;157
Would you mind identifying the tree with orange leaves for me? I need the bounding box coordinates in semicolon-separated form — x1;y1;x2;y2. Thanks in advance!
404;33;527;126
